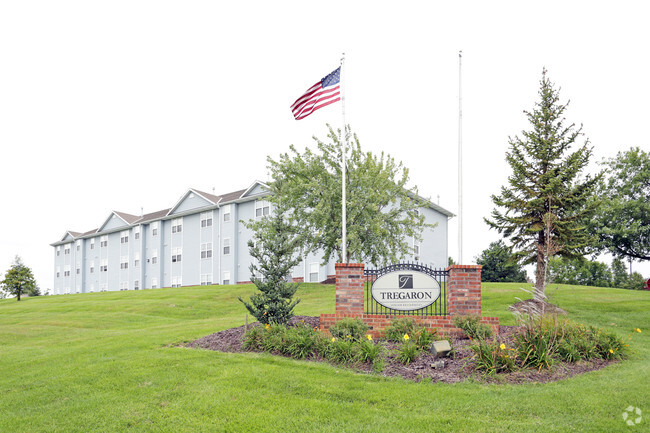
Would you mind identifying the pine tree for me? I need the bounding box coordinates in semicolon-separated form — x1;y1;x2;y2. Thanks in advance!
485;69;601;301
238;200;302;325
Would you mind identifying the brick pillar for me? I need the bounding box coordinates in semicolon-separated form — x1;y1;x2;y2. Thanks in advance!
335;263;365;316
446;265;482;316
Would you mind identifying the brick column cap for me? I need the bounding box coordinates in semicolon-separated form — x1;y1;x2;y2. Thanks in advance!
446;264;482;271
335;263;365;269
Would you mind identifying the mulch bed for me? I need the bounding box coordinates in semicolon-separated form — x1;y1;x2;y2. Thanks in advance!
186;315;616;384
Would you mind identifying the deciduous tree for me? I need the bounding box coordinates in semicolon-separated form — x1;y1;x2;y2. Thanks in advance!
0;256;39;301
266;124;433;265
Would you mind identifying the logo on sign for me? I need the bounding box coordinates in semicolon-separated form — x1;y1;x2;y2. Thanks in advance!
399;275;413;289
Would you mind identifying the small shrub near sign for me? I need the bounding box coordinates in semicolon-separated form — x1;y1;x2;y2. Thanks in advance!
453;315;494;340
329;318;369;342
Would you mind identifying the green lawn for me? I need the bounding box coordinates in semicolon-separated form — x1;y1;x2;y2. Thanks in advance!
0;282;648;432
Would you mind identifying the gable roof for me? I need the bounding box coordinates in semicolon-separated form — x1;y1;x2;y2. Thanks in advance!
239;180;269;199
97;211;138;233
167;189;220;216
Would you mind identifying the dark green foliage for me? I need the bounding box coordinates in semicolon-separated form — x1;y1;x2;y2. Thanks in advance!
238;204;301;325
0;256;39;301
548;256;645;290
593;147;650;261
328;317;369;341
476;240;528;282
485;69;601;299
611;258;629;289
548;257;612;288
453;315;493;340
266;124;433;264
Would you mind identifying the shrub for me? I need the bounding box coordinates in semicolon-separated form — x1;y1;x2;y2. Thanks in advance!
412;326;437;350
285;325;319;359
385;318;418;341
329;318;369;342
470;339;517;375
453;315;493;340
514;315;562;370
397;341;420;365
358;338;384;364
326;338;359;364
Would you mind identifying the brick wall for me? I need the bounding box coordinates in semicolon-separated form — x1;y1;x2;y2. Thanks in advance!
320;263;499;337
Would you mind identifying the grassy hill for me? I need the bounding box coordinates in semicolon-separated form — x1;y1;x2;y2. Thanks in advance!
0;282;647;432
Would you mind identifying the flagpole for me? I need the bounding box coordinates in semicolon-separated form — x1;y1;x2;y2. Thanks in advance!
340;53;347;263
458;50;463;264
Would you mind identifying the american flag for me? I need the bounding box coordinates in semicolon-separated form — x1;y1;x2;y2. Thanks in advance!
290;67;341;120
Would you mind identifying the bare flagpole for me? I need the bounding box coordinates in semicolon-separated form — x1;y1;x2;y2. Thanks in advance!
340;53;347;263
458;50;463;264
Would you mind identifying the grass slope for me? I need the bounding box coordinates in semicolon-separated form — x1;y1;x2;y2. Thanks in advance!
0;282;647;432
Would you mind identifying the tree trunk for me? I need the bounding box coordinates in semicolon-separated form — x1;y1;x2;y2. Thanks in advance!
17;290;21;301
534;232;547;302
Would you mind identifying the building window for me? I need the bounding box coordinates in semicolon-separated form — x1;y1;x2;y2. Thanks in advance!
76;240;81;251
151;250;158;265
134;226;140;240
222;271;231;285
90;263;95;274
201;243;213;259
90;239;95;250
100;259;108;272
56;266;60;278
134;253;140;268
120;256;129;269
100;235;108;247
120;230;129;244
134;280;139;290
223;205;231;222
223;238;231;255
56;246;61;256
100;284;108;292
201;211;213;227
151;278;158;289
64;245;71;255
171;276;182;288
76;268;80;275
64;265;71;277
120;282;128;291
201;274;212;285
171;218;183;234
255;200;270;218
309;263;319;283
172;247;182;263
152;222;159;236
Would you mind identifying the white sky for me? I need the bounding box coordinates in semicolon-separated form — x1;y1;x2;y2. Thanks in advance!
1;1;649;291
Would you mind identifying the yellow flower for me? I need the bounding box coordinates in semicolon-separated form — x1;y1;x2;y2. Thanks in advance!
609;349;614;354
265;324;270;330
504;355;509;358
331;337;336;342
636;328;642;333
500;343;506;350
403;334;410;341
366;334;372;341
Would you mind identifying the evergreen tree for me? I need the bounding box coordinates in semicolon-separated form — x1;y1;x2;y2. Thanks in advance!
0;256;39;301
475;240;528;282
611;258;628;289
485;69;601;301
238;200;302;325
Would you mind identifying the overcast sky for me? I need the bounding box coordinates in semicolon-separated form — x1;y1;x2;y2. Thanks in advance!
1;1;649;291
